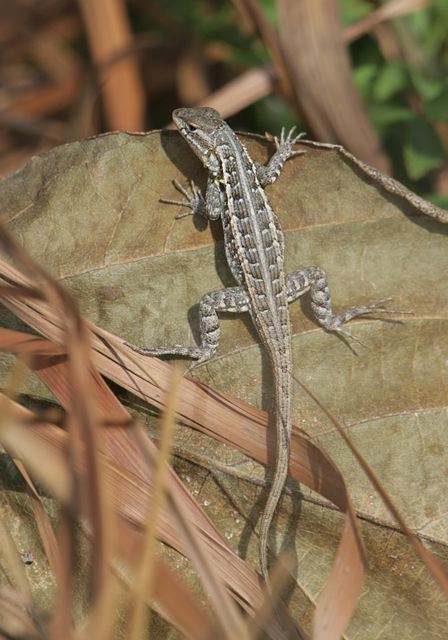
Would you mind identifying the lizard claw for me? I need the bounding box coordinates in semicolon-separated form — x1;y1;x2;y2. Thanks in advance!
274;126;307;161
330;326;365;355
326;297;413;330
324;297;413;352
350;297;414;318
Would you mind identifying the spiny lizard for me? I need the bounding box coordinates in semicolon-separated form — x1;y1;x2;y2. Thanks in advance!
129;107;400;587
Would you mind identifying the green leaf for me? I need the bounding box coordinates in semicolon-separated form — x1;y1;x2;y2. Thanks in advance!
411;71;445;101
369;104;414;127
424;193;448;210
259;0;277;26
425;88;448;122
340;0;371;24
373;64;408;102
403;117;446;180
353;63;378;96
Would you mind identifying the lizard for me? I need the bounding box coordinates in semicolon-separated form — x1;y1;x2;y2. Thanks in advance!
129;106;400;587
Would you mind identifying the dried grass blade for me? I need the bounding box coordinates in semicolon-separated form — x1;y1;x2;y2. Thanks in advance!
0;395;218;639
132;422;250;640
50;510;74;640
197;66;276;121
344;0;430;43
0;257;360;638
231;0;293;100
0;396;74;639
65;317;113;610
0;285;43;299
78;0;145;130
0;396;73;504
34;354;291;639
128;368;180;640
114;545;216;640
0;227;112;623
277;0;390;171
0;327;65;356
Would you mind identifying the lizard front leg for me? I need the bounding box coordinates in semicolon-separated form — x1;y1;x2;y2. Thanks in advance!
128;286;249;367
127;176;235;364
255;126;306;187
285;266;405;340
161;175;224;221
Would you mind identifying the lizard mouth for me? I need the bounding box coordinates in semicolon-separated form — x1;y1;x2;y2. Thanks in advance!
173;118;197;138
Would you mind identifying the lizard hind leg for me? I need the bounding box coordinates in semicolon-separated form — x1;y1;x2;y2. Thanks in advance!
126;285;249;369
286;266;409;339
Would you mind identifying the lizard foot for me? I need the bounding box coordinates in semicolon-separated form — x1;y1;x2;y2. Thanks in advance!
160;179;205;218
324;297;413;350
273;126;307;161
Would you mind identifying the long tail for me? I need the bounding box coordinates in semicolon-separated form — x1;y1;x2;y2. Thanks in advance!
259;359;292;587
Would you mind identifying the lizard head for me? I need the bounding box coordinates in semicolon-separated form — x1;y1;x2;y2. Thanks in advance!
173;107;224;175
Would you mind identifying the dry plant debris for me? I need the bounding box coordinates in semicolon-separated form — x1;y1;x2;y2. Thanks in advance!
0;126;447;638
0;0;446;208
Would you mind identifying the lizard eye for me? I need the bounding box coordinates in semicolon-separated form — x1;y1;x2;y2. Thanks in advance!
187;124;197;132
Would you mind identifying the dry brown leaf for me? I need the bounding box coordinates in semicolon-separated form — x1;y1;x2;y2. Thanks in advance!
0;395;218;640
14;459;60;576
32;350;292;639
1;128;447;639
0;250;276;636
0;261;367;640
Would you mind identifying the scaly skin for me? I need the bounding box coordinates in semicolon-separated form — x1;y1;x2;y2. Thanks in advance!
128;107;401;587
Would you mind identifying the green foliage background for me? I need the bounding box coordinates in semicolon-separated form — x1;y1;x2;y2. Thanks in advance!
141;0;448;207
